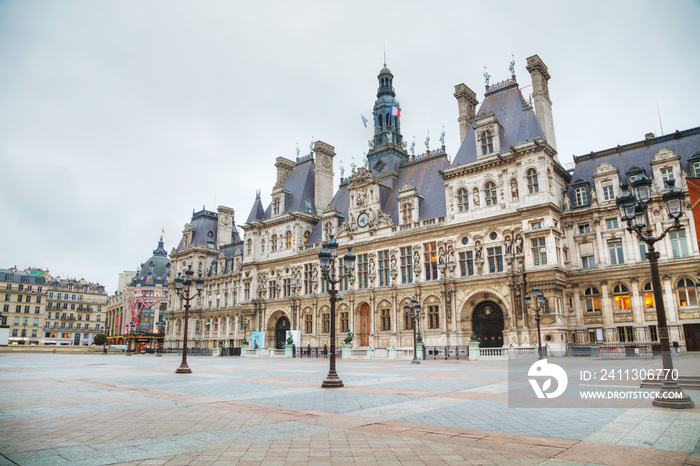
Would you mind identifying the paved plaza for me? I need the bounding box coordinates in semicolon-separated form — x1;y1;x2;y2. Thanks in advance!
0;352;699;465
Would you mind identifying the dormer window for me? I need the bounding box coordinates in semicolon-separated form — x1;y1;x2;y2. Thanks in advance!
402;202;414;223
660;167;674;183
689;152;700;176
273;197;281;216
457;188;469;212
480;131;494;155
575;187;588;206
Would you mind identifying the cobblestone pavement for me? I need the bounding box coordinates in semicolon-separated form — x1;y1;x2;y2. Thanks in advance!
0;353;698;465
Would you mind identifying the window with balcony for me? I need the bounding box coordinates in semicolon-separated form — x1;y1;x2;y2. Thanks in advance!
670;229;688;258
531;238;547;266
608;240;624;265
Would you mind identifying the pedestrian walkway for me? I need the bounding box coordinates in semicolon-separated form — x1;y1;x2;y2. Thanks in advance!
0;353;698;465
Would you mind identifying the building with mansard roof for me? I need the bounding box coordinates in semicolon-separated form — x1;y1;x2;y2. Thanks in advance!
106;236;173;351
164;55;700;355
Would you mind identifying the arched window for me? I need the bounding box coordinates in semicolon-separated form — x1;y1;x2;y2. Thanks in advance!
527;168;539;194
484;181;498;206
480;130;494;155
613;284;631;310
643;282;654;309
402;202;413;224
271;235;277;252
457;188;469;212
285;231;292;249
584;287;601;312
303;231;310;243
677;278;698;307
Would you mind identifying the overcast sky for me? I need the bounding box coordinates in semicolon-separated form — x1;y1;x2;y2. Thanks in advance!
1;1;698;293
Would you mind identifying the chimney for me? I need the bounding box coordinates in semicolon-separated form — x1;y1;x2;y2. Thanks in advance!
454;83;479;144
274;157;295;188
526;54;557;151
216;205;234;247
313;140;335;212
645;132;655;140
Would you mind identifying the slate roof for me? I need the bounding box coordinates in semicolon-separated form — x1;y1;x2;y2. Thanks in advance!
0;269;47;284
176;209;242;254
306;154;449;244
248;158;317;222
451;82;545;167
566;127;700;205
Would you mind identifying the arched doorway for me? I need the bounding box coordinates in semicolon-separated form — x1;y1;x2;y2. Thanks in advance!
359;303;370;346
472;301;504;348
275;316;290;349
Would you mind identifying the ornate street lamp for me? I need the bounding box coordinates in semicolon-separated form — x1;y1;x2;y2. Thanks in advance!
616;178;694;409
524;286;546;360
318;235;356;388
173;265;204;374
403;297;424;364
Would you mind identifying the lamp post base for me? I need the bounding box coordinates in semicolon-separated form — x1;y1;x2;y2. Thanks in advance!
411;358;421;365
321;371;344;388
175;364;192;374
652;383;695;409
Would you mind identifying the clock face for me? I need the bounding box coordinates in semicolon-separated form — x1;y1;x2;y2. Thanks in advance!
357;212;369;228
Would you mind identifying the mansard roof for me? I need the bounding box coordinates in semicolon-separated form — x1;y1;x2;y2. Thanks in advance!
451;80;545;166
306;152;449;244
567;126;700;203
251;157;317;222
176;208;242;252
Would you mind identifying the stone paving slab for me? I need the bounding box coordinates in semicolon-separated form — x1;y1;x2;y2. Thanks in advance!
0;353;698;465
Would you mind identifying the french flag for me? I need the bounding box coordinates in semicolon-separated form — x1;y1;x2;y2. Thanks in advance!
390;105;401;117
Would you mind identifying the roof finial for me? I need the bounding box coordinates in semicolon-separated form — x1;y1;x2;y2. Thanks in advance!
383;47;386;67
509;53;516;78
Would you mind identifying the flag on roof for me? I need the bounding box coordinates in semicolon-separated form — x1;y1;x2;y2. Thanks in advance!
361;114;369;127
390;106;401;117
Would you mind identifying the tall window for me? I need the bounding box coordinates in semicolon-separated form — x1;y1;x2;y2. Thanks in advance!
271;235;277;252
584;287;601;312
402;202;413;223
404;309;414;330
268;280;277;299
380;308;391;331
487;246;503;273
357;254;369;289
677;278;698;307
304;314;312;334
423;242;438;280
459;251;474;276
531;238;547;266
244;282;250;301
285;231;292;249
580;242;595;269
608;240;624;265
613;284;631;311
602;184;614;201
575;187;588;206
322;313;330;333
605;218;618;229
304;264;314;295
457;188;469;212
283;279;291;298
649;325;658;342
338;258;349;291
578;224;591;234
670;229;688;258
400;247;413;284
427;305;439;329
340;312;349;332
273;197;280;215
378;250;390;286
484;181;497;206
643;282;654;309
526;169;539;194
480;130;494;155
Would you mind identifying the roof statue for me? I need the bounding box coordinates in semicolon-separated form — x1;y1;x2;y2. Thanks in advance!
440;125;445;146
509;53;516;78
425;130;430;151
309;137;313;152
483;66;491;87
296;143;300;158
339;162;345;179
411;136;415;155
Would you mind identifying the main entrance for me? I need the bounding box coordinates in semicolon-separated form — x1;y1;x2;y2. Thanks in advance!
472;301;504;348
275;316;290;349
359;303;370;346
684;324;700;352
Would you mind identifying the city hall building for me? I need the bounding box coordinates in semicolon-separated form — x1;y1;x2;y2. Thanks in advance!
164;55;700;355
